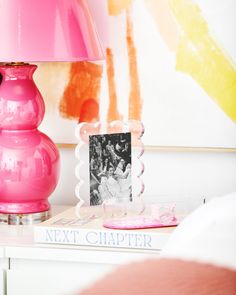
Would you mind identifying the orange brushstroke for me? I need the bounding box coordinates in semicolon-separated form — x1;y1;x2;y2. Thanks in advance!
108;0;133;16
126;11;142;121
79;99;99;123
145;0;179;52
59;61;103;122
106;48;122;122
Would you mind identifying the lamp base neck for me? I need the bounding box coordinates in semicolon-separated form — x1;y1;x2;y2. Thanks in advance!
4;62;29;66
0;211;50;225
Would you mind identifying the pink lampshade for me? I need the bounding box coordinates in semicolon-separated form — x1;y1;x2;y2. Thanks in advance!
0;0;104;62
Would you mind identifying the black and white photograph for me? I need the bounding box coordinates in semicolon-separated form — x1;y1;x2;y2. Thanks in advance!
89;132;132;206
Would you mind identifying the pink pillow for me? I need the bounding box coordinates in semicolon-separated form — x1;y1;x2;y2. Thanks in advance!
79;259;236;295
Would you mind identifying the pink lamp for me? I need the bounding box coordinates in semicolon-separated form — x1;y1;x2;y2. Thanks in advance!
0;0;104;224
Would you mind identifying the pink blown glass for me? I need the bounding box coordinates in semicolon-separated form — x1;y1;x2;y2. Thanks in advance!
0;65;60;214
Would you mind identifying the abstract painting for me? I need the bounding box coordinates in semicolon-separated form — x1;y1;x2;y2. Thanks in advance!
36;0;236;148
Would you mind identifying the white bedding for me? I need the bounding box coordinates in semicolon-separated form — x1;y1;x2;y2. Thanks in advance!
162;192;236;270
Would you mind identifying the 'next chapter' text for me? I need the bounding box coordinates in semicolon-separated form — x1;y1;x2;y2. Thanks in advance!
45;229;152;249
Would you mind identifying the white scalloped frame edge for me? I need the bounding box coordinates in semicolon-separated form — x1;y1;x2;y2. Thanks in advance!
75;120;144;217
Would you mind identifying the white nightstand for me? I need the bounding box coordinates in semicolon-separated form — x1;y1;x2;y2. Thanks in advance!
0;206;174;295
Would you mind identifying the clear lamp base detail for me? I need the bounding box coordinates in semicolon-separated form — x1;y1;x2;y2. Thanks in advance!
0;210;50;225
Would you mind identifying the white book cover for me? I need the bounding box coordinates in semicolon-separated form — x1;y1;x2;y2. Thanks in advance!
34;207;176;250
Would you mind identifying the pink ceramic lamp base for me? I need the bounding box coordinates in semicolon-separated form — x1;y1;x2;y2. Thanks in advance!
0;64;60;224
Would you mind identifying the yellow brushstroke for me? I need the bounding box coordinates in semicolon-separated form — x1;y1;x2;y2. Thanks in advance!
108;0;133;16
170;0;236;122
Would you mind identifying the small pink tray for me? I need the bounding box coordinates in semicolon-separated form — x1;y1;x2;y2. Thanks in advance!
103;216;179;230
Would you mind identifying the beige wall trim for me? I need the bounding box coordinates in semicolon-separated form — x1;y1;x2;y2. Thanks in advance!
57;143;77;149
144;145;236;153
56;143;236;153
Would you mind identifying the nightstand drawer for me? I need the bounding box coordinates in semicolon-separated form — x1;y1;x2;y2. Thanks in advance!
7;259;115;295
0;271;4;295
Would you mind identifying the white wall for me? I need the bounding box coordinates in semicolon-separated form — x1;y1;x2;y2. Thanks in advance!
50;147;236;211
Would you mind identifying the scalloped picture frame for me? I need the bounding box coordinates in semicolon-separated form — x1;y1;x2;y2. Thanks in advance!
75;120;144;214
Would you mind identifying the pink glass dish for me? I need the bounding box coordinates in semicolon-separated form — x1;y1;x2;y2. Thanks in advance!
103;201;179;229
103;216;178;230
102;195;197;230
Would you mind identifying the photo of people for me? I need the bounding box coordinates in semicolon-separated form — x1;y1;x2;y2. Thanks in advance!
89;132;132;206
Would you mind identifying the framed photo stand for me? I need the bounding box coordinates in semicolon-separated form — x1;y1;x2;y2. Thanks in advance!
75;120;145;217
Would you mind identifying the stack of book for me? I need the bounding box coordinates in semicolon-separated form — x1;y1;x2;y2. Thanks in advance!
34;207;177;250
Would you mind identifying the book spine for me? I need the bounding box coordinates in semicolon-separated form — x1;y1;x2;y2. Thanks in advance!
34;226;169;250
